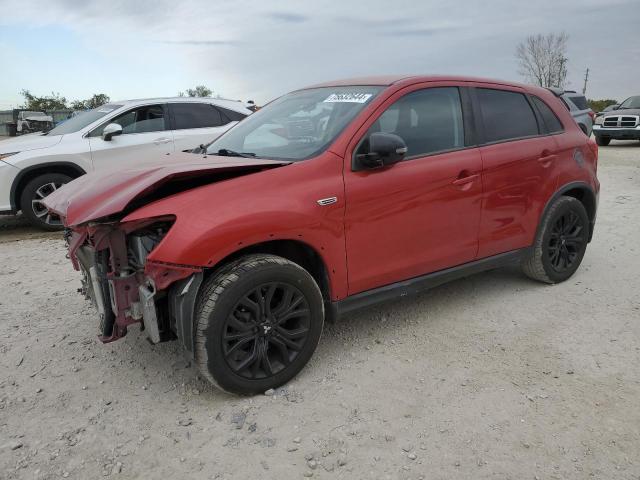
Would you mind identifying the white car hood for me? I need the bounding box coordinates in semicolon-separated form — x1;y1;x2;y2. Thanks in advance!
0;132;63;156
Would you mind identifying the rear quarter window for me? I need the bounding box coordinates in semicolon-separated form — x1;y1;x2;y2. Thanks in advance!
532;96;564;134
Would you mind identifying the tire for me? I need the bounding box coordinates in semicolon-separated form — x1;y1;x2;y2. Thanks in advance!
521;196;589;284
595;136;610;146
195;254;324;395
20;173;71;230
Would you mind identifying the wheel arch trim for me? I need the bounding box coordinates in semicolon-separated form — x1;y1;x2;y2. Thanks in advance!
10;161;86;212
538;181;597;242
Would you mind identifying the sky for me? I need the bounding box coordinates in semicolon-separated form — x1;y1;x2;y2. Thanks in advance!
0;0;638;109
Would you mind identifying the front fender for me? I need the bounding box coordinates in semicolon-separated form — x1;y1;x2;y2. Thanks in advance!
122;153;348;300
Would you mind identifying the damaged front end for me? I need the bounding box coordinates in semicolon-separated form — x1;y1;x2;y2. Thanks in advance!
66;216;202;345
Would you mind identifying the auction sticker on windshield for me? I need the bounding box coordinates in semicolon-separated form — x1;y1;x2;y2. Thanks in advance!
324;93;373;103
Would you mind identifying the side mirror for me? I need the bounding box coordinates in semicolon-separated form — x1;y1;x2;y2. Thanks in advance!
355;132;408;170
102;123;123;141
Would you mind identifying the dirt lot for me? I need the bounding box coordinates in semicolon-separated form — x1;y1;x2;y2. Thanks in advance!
1;142;639;480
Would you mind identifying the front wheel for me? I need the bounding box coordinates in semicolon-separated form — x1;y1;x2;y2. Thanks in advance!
19;173;72;230
595;136;610;146
521;196;590;284
195;254;324;395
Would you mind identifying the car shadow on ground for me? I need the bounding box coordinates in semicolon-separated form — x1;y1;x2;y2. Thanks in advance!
0;213;62;243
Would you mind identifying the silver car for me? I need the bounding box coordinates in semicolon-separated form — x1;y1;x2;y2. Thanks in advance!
560;91;594;136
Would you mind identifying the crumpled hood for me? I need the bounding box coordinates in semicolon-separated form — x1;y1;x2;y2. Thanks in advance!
0;132;62;157
44;152;290;226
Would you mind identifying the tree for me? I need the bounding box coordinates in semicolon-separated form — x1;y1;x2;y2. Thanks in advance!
588;99;618;113
179;85;213;97
70;93;110;110
20;89;68;111
516;33;569;88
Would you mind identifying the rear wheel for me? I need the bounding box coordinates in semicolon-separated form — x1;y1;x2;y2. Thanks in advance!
521;196;589;284
595;136;610;146
195;254;324;395
19;173;71;230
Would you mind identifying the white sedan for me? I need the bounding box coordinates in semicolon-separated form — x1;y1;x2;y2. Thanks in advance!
0;97;251;229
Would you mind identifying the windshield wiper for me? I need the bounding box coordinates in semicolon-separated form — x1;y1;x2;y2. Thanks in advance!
214;148;257;158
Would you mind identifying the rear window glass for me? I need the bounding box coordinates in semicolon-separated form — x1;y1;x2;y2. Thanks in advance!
532;97;564;134
567;95;589;110
171;103;222;130
477;88;539;143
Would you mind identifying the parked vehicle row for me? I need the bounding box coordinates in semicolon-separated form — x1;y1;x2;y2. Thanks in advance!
44;75;599;395
0;97;251;229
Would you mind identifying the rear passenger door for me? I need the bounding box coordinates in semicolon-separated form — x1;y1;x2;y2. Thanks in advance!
471;86;560;258
168;102;237;151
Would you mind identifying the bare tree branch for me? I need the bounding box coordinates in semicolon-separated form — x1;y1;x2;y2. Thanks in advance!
516;32;569;88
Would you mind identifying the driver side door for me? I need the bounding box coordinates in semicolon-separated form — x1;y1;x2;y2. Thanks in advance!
88;103;174;171
343;84;483;295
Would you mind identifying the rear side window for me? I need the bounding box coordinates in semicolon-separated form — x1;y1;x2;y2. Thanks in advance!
477;88;539;143
532;97;564;133
218;106;247;123
568;95;588;110
171;103;223;130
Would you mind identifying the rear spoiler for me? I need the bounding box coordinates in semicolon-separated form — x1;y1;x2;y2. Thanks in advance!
546;87;565;97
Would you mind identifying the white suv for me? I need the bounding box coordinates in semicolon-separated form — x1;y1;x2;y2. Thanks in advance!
0;97;251;229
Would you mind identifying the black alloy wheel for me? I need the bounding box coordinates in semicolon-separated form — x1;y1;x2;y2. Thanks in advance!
222;282;311;379
546;210;586;272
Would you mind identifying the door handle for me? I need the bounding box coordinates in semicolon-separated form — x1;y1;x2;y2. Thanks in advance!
154;137;172;145
538;150;557;166
452;172;480;186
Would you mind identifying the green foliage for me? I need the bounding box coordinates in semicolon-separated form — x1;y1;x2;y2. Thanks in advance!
20;90;110;111
70;93;110;110
587;99;618;113
20;89;68;111
179;85;213;97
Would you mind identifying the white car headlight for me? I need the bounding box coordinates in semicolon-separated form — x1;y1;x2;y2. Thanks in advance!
594;116;604;125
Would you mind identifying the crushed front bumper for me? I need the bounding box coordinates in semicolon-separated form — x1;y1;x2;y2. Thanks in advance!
67;225;202;345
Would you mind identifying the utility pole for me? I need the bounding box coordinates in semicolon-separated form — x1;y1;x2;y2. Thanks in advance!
582;68;589;95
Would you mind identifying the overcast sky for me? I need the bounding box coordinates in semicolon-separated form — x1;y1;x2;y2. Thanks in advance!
0;0;638;109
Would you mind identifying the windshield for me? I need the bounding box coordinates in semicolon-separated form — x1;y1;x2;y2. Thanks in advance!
206;86;383;160
619;96;640;109
46;104;123;136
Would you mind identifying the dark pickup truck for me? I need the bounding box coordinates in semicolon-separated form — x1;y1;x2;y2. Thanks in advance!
592;95;640;146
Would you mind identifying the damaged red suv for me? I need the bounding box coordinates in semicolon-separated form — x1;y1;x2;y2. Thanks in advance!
45;76;599;395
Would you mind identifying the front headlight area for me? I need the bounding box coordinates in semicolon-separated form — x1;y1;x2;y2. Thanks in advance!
125;217;176;270
594;116;605;125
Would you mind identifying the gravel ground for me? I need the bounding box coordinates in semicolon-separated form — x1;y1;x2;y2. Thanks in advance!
1;142;639;480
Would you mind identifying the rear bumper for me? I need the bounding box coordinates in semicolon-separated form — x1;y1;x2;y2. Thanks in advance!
593;125;640;140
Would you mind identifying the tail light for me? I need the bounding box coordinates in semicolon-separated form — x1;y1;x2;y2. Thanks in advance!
588;111;596;121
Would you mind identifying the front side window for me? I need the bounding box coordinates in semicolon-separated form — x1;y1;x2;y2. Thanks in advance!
171;103;223;130
206;86;382;160
356;87;465;159
477;88;539;143
90;104;167;137
532;97;564;134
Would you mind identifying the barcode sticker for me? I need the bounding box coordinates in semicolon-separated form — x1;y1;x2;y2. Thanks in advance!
323;93;373;103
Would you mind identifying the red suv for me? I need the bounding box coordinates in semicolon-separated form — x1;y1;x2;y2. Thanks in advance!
46;76;599;395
